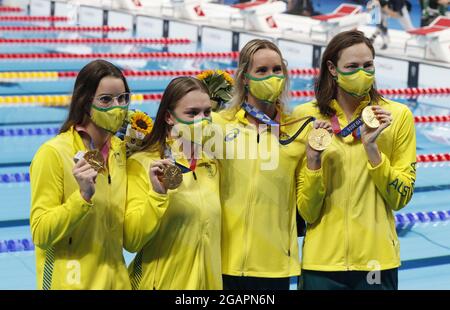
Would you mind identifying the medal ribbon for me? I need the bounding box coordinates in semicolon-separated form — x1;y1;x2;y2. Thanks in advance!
330;100;374;139
330;114;362;139
75;126;109;164
241;103;315;145
189;158;197;172
164;145;194;174
242;102;279;126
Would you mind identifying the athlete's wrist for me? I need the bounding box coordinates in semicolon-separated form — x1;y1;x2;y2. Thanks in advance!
363;143;382;167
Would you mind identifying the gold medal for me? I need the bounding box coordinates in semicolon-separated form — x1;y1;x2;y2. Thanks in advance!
84;150;106;173
362;106;380;129
308;128;332;151
162;164;183;190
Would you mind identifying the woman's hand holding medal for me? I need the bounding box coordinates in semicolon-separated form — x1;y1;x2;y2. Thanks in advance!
73;157;98;203
306;120;333;170
360;106;393;166
149;159;183;194
360;106;392;145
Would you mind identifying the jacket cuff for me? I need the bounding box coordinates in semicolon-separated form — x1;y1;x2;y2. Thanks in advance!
149;188;169;201
67;190;93;213
304;165;323;177
367;152;388;171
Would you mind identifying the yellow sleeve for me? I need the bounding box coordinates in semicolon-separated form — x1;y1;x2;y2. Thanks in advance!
123;157;169;253
30;145;93;249
367;108;417;211
296;158;326;224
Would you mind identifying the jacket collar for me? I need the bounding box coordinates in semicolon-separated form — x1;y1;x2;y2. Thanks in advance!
71;126;122;156
330;95;371;121
165;138;212;168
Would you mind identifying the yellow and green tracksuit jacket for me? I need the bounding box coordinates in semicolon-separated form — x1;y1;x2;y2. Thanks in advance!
293;97;416;271
213;108;325;278
30;127;131;289
124;146;222;290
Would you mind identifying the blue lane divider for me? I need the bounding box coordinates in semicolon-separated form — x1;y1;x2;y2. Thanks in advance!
400;255;450;270
0;238;34;253
0;219;29;228
414;184;450;192
0;127;58;137
0;172;29;183
0;211;447;254
396;210;450;227
0;121;62;127
0;162;30;168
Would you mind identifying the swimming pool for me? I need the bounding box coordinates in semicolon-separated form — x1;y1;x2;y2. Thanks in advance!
0;15;449;290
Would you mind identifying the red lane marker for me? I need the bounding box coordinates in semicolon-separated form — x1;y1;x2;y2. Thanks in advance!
0;6;22;12
57;68;319;78
0;16;68;21
417;153;450;162
0;38;191;45
0;25;126;32
415;115;450;123
0;51;240;59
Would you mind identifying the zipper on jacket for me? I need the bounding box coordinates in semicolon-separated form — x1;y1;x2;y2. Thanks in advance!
106;154;111;184
196;176;207;289
241;147;258;276
152;232;163;289
152;256;161;289
106;156;112;283
345;142;352;270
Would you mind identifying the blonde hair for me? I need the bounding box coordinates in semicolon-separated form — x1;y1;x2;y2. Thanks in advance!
223;39;290;120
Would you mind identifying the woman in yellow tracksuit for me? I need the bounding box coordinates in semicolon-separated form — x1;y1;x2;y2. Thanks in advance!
30;60;131;289
213;39;331;290
294;30;416;290
124;77;222;290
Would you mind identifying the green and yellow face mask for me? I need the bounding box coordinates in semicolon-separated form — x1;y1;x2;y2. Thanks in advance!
245;73;286;104
170;112;213;146
90;105;128;134
336;67;375;98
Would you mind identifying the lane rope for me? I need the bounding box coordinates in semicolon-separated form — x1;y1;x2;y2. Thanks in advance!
1;114;448;138
0;68;319;80
1;210;449;253
1;88;449;106
0;16;68;22
0;6;22;12
0;25;126;32
0;38;191;45
0;51;239;60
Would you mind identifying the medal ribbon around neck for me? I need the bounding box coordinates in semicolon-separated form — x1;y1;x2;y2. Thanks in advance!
164;144;197;174
241;102;315;145
330;102;374;139
330;115;362;139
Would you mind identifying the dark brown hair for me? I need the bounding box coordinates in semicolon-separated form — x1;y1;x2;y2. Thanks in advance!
315;30;382;116
60;59;130;133
143;76;210;157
